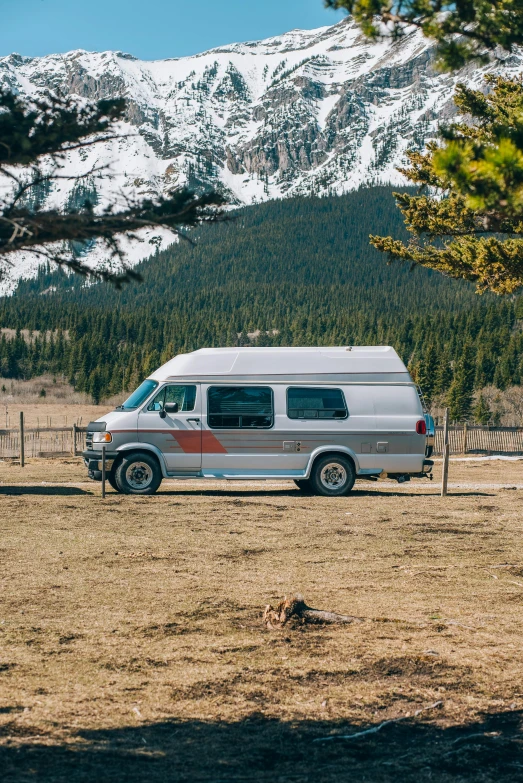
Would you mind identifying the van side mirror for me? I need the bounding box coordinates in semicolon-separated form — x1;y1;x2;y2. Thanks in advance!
163;402;179;415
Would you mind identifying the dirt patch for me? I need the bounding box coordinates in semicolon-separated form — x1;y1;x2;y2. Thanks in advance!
361;655;474;692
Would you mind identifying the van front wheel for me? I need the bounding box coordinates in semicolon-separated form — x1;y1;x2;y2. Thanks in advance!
309;455;355;497
115;452;162;495
107;467;120;492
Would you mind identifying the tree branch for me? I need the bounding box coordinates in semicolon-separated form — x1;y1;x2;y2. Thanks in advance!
313;701;443;743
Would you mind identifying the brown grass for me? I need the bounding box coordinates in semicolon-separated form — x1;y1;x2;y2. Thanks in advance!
0;379;127;424
0;376;96;416
0;396;106;428
1;458;523;781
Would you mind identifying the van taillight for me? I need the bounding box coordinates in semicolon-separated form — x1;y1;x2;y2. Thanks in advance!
416;420;427;435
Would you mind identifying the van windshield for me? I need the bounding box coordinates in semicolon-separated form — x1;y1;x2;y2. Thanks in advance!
117;379;158;410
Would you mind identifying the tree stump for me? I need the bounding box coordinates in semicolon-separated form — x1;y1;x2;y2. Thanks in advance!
263;594;364;629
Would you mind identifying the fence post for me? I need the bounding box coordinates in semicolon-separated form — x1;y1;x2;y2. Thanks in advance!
441;408;449;497
72;423;77;456
19;411;25;468
101;445;106;499
463;422;468;455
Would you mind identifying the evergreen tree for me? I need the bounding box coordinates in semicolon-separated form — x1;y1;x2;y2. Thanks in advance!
89;368;103;405
474;349;494;389
433;348;453;397
407;359;419;385
416;343;438;403
370;77;523;293
143;349;160;378
447;343;476;421
474;394;492;425
109;363;124;396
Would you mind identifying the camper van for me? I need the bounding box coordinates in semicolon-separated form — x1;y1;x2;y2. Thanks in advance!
83;346;434;496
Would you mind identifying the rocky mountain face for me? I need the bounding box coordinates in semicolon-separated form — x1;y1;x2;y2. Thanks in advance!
0;17;521;291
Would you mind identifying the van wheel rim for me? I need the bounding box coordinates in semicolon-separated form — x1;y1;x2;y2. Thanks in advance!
126;462;153;489
320;462;347;489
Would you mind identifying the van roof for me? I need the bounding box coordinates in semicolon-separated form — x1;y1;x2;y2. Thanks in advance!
149;346;409;381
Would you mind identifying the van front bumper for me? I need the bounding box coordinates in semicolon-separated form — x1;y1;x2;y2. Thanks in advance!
82;450;119;481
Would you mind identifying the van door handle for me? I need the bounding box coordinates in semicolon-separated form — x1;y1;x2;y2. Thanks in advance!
187;418;200;423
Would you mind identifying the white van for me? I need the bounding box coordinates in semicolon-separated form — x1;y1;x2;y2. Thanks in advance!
83;346;434;496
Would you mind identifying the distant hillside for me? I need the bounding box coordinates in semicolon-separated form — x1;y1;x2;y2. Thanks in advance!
1;187;521;405
11;186;480;311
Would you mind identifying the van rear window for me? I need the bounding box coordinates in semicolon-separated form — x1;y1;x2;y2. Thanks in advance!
287;387;347;419
208;386;273;428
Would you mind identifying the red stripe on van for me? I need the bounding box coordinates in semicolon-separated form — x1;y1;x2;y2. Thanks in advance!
111;428;228;454
202;431;228;454
167;431;198;453
165;430;228;454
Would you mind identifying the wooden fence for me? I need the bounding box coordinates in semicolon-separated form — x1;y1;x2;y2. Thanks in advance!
1;424;523;459
433;425;523;455
0;426;87;458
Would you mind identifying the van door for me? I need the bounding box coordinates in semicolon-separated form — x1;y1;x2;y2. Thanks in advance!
201;384;277;474
138;383;202;471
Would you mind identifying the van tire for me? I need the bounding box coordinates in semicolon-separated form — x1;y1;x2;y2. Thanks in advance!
114;451;162;495
294;479;312;493
108;467;119;492
309;454;355;497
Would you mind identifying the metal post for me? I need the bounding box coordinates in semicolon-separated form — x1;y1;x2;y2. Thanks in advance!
101;445;106;499
441;408;449;497
72;423;77;456
19;411;25;468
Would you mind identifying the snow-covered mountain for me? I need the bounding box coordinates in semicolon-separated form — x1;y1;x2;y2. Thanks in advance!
1;17;522;292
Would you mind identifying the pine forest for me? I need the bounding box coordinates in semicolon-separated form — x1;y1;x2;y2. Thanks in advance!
1;187;522;422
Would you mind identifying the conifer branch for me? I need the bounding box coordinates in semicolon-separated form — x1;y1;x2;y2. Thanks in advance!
0;90;227;285
370;76;523;294
326;1;523;70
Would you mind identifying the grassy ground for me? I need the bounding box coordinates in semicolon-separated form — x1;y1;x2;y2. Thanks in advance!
1;458;523;781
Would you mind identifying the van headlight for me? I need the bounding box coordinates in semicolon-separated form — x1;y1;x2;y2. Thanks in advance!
93;432;113;443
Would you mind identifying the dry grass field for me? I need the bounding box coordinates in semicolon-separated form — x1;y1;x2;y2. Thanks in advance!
0;403;104;430
1;457;523;782
0;379;125;428
0;399;105;429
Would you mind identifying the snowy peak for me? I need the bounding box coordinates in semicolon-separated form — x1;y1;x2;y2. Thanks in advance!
0;18;522;292
2;17;519;206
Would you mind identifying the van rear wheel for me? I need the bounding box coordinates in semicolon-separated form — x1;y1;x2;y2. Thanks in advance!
309;455;355;497
114;452;162;495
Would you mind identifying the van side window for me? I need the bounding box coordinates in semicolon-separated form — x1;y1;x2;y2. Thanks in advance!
208;386;273;428
147;385;196;412
287;387;347;419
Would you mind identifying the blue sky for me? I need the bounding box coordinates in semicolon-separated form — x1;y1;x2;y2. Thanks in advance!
2;0;345;60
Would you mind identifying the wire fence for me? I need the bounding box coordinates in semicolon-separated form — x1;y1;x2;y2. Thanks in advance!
2;423;523;459
0;426;87;458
